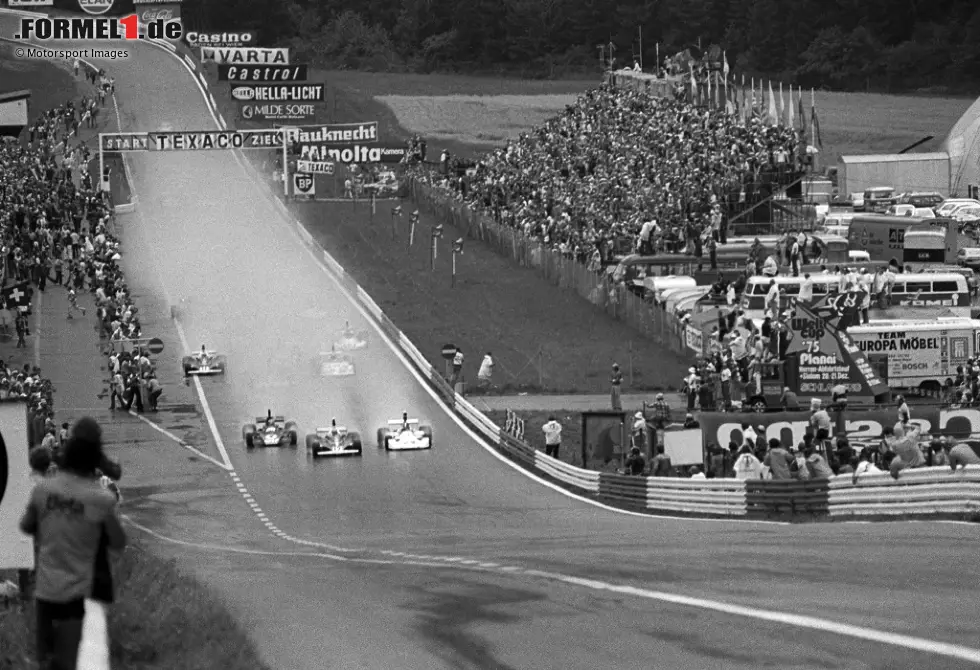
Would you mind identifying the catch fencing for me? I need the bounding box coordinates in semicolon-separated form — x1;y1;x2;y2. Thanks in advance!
406;177;693;360
235;105;980;523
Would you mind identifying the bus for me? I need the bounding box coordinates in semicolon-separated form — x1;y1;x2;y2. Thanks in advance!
847;318;980;394
847;214;958;264
740;271;971;320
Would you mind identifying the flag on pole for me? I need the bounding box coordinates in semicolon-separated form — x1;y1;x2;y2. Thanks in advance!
2;281;30;312
371;190;376;215
798;87;807;130
811;88;823;149
714;71;720;108
706;73;711;108
779;81;785;123
690;67;697;101
723;51;730;78
767;81;778;126
787;84;795;129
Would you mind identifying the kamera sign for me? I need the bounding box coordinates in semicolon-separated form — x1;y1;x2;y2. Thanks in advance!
0;402;33;570
186;31;253;48
230;84;323;102
241;103;316;122
201;47;289;65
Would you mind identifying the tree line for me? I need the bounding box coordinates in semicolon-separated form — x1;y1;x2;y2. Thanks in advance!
54;0;980;92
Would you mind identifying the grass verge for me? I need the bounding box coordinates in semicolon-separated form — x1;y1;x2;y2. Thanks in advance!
0;540;270;670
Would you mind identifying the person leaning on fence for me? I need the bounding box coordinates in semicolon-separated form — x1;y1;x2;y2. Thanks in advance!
542;416;562;458
19;416;127;670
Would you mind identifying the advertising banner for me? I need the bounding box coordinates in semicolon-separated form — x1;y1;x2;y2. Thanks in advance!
137;3;179;22
684;324;703;353
133;0;182;3
201;47;289;65
785;298;888;398
296;160;334;174
240;103;316;123
581;411;626;467
147;130;282;150
299;145;406;164
0;402;34;569
287;122;378;145
230;84;323;103
293;172;315;199
219;64;307;82
186;31;254;48
697;406;956;452
8;0;54;7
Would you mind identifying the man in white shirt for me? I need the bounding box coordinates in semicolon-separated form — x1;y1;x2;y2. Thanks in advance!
799;273;814;304
764;279;780;317
477;352;494;389
542;416;562;458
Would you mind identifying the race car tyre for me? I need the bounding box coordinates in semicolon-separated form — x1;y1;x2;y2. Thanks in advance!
353;441;363;454
376;428;385;448
243;424;256;449
305;434;317;451
420;424;433;438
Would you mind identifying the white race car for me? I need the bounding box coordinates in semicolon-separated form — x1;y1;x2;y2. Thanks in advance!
377;412;432;451
333;321;369;351
318;347;355;377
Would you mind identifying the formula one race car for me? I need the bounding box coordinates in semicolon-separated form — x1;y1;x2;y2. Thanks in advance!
377;412;432;451
306;419;362;457
318;346;355;377
243;411;298;448
333;321;369;351
182;345;226;377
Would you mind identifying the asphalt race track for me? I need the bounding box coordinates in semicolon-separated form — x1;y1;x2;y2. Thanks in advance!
10;24;980;669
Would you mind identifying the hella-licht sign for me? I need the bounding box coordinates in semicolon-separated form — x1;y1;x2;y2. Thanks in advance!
231;84;324;102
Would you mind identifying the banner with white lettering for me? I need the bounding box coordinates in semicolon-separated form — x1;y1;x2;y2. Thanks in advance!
0;402;33;569
231;84;324;103
293;172;315;199
299;145;407;164
201;47;289;66
296;160;334;174
137;3;180;23
7;0;54;7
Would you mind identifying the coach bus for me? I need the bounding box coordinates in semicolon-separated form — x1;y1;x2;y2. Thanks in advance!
847;318;980;395
740;271;971;320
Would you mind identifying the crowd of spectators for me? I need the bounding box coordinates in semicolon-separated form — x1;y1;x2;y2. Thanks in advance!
0;61;155;447
412;83;804;264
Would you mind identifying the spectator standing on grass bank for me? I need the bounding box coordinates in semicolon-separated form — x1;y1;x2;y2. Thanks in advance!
542;416;562;458
477;352;494;390
451;348;464;387
610;363;623;410
19;417;127;670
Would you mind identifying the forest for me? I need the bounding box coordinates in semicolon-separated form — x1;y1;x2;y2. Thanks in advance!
70;0;980;92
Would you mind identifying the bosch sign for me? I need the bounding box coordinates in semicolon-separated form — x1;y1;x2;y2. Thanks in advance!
185;31;254;48
78;0;114;15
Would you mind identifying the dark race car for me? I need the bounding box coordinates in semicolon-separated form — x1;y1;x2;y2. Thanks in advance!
306;419;362;457
243;413;298;449
182;345;226;377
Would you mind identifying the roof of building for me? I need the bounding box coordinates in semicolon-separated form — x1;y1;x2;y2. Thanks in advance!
839;152;949;164
0;90;31;104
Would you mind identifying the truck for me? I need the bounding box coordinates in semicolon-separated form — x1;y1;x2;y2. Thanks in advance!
847;318;980;395
847;214;959;264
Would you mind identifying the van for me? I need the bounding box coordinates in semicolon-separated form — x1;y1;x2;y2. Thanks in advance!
863;187;897;213
643;275;696;302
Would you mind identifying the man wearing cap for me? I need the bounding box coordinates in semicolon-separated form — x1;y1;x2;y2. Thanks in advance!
542;416;562;458
684;367;698;411
649;393;671;430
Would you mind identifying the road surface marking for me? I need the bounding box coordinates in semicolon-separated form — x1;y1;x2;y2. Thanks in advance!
130;412;229;470
124;517;980;665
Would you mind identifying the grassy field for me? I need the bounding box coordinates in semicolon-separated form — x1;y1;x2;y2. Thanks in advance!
0;542;270;670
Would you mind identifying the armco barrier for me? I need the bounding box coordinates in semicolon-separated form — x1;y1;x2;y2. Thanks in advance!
746;479;830;518
150;39;980;522
828;466;980;518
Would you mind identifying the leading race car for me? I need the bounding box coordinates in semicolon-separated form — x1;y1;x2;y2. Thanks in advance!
243;411;299;448
318;346;355;377
306;419;362;457
333;321;369;351
182;344;226;377
377;412;432;451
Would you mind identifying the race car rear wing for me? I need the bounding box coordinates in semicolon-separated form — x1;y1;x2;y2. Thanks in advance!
317;426;347;434
255;416;286;423
387;419;419;425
